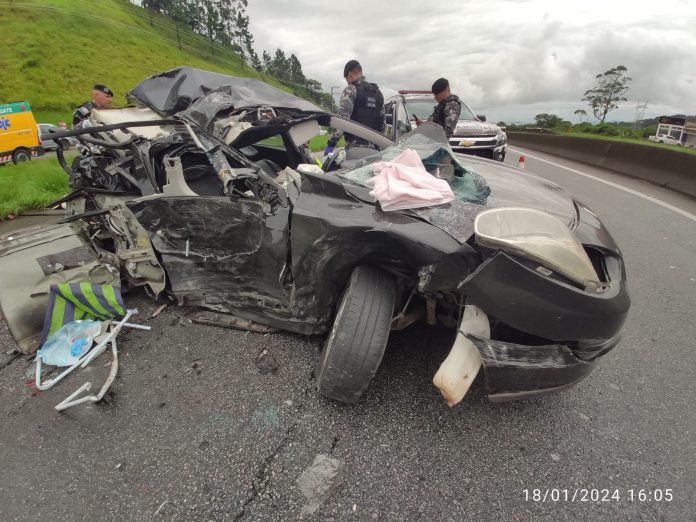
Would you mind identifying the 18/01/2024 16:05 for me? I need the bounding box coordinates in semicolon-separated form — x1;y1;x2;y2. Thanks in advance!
523;489;674;502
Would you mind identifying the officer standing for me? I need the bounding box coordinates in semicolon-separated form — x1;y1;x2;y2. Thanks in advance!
72;84;114;127
416;78;461;139
324;60;385;155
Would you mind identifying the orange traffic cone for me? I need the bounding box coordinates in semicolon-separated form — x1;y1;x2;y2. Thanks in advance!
518;155;525;169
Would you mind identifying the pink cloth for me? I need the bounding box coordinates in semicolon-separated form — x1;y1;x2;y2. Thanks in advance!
366;149;455;211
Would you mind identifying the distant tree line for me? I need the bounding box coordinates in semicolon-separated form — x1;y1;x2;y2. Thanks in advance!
142;0;333;108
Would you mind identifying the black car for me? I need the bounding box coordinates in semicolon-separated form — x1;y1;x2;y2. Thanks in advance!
0;68;629;405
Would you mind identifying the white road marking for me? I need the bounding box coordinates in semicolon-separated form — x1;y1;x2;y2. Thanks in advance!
508;147;696;223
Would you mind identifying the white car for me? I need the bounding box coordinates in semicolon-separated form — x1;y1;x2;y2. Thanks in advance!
648;134;682;146
39;123;79;151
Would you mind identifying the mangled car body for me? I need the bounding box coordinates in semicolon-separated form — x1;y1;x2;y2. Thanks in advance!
0;67;630;405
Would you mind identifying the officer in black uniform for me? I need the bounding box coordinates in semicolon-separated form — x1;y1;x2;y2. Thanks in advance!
325;60;385;154
72;84;114;127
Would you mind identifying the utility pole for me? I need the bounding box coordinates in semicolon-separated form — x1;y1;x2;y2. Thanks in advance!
634;100;649;129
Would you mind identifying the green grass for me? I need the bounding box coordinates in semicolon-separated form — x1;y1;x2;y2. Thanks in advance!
559;132;696;156
0;0;291;114
0;158;69;218
308;134;345;152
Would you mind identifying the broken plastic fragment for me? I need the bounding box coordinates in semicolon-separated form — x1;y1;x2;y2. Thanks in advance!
433;305;490;407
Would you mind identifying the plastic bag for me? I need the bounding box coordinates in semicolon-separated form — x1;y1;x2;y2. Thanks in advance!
37;320;104;367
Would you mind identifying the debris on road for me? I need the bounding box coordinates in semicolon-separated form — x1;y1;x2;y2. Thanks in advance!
255;348;278;374
154;500;168;516
188;310;277;333
150;304;168;318
297;454;344;516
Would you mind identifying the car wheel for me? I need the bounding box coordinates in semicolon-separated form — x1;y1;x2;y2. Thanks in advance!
12;148;31;164
317;265;396;403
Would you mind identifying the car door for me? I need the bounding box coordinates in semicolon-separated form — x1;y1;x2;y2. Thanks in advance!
125;164;293;317
384;101;396;140
393;100;413;140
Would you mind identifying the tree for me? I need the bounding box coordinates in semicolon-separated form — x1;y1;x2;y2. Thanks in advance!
534;113;564;128
581;65;631;124
288;54;305;84
574;109;588;122
262;50;272;73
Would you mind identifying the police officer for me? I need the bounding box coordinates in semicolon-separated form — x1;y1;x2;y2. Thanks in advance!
72;84;113;127
416;78;461;139
324;60;385;155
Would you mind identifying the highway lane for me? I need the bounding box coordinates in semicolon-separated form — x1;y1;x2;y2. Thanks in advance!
1;151;694;520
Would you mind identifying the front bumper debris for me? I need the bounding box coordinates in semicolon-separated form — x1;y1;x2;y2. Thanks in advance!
466;333;622;401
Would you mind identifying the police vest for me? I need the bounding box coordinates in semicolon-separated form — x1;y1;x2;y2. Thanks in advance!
432;95;461;127
348;80;383;135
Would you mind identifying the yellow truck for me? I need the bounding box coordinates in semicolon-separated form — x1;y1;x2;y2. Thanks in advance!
0;101;44;164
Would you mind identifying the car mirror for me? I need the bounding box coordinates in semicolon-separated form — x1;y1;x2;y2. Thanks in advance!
476;115;487;122
385;114;393;125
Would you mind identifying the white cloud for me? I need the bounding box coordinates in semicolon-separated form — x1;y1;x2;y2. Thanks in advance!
246;0;696;122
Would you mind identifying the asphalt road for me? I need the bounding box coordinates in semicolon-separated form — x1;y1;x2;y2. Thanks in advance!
1;150;695;521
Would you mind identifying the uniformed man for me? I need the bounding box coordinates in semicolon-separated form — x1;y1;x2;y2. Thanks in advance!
324;60;385;155
416;78;461;139
72;84;113;127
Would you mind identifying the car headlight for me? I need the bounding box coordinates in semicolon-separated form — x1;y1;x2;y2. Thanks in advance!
474;207;601;290
496;131;507;144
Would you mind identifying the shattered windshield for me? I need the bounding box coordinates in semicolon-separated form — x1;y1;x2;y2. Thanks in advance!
336;124;491;242
338;125;490;205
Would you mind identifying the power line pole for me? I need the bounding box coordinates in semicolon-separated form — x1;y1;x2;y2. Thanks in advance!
634;100;649;128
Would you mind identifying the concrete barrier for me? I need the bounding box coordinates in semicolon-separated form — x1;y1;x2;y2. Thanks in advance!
507;131;696;198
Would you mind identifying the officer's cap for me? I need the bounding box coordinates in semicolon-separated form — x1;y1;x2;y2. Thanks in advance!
93;84;114;97
343;60;362;78
431;78;449;95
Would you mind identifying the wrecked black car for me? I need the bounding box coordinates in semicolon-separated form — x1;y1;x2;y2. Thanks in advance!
0;67;630;405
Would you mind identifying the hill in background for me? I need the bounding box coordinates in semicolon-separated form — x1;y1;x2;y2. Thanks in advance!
0;0;288;123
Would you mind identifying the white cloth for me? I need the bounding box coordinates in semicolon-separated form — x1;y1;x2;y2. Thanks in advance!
366;149;454;211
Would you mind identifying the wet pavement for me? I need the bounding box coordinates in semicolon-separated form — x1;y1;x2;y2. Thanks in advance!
1;153;695;520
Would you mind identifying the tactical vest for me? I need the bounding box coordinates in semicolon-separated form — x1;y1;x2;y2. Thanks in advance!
432;94;461;127
346;80;384;141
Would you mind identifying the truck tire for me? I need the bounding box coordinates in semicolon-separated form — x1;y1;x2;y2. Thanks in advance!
317;265;396;403
12;148;31;164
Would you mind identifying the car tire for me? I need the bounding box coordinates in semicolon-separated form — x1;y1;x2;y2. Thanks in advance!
12;148;31;164
317;265;396;403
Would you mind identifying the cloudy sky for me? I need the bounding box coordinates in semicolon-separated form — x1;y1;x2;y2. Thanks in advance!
247;0;696;123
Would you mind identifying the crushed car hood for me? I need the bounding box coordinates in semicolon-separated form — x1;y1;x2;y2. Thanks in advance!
338;126;576;243
127;66;325;116
407;159;577;243
458;155;576;222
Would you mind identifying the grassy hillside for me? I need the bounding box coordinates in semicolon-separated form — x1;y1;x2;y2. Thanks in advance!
0;0;286;124
0;157;69;218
